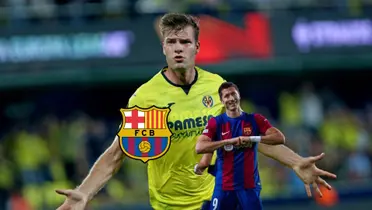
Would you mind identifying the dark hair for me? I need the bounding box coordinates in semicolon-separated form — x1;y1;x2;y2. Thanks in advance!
159;13;200;42
218;82;240;98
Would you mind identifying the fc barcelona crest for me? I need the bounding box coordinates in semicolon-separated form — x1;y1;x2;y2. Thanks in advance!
244;127;252;135
117;106;172;163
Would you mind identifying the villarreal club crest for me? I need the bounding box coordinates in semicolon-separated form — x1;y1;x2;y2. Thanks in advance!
202;95;214;108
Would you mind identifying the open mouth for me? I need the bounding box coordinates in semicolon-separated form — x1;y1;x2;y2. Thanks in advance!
174;56;184;62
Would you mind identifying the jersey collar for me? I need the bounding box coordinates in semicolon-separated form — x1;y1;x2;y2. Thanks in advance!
161;66;198;88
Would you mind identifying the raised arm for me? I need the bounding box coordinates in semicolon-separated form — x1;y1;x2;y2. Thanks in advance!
56;136;125;209
56;90;145;210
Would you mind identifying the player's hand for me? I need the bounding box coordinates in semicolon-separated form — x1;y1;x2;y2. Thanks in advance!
55;189;88;210
194;164;206;175
239;136;251;144
228;137;242;146
292;153;337;198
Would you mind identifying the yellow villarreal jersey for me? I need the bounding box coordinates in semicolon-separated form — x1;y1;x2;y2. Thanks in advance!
128;67;225;210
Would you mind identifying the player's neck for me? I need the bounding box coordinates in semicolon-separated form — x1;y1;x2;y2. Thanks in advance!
165;67;196;85
226;109;242;118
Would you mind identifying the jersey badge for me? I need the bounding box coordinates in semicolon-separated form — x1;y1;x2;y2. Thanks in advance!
202;95;214;108
117;106;172;163
244;126;252;135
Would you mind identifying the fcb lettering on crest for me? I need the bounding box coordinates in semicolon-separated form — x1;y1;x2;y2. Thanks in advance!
117;106;172;163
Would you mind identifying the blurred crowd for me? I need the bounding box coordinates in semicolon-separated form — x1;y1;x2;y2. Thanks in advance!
0;111;151;210
0;81;371;210
0;0;372;25
249;83;372;198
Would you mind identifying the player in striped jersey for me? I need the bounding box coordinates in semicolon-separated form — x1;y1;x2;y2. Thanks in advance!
194;82;328;209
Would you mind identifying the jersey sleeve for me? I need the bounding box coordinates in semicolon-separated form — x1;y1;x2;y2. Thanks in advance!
254;114;273;135
216;74;227;85
127;90;146;108
202;118;218;140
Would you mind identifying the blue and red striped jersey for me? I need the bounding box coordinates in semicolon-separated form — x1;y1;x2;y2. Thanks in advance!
202;112;272;191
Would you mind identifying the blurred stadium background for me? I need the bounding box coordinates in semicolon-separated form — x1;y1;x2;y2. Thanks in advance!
1;0;372;209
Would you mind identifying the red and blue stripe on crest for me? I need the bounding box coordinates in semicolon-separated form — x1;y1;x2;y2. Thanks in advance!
122;137;168;157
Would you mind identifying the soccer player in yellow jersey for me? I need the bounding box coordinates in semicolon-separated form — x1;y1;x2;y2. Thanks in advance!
55;13;336;210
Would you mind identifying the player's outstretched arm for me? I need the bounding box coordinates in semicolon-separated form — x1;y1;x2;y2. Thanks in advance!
55;135;125;210
195;135;241;154
194;153;213;175
258;144;337;197
257;144;301;168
